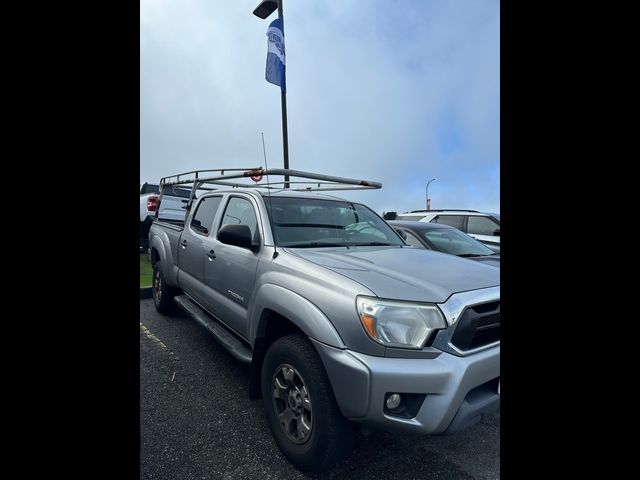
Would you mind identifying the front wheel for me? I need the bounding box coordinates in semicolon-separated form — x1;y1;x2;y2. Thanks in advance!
152;261;176;314
261;334;355;472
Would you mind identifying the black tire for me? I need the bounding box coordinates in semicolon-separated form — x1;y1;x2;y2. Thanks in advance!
261;334;355;472
152;261;176;314
140;218;152;251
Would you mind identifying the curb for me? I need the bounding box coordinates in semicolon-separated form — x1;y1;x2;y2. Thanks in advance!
140;287;153;300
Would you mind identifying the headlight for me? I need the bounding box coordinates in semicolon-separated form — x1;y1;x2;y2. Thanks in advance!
356;296;446;349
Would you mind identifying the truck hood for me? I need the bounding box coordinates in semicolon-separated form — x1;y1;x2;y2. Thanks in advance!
469;255;501;268
285;246;500;303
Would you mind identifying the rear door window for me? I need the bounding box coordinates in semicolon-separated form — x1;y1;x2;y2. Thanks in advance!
190;196;223;236
432;215;465;230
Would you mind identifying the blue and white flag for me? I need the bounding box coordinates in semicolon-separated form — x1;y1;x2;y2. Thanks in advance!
265;18;286;92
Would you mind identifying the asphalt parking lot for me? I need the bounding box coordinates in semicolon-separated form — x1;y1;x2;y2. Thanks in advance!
140;299;500;479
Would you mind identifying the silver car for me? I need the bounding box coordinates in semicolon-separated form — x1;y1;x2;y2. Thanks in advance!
395;209;500;253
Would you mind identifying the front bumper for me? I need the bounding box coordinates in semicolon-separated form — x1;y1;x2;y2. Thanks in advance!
312;340;500;435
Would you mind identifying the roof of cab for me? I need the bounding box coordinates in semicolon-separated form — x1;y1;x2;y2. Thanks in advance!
203;188;351;202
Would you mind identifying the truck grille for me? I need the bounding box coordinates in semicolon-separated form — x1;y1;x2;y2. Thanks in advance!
450;301;500;351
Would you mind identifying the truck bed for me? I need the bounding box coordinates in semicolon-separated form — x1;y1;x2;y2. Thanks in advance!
154;219;185;229
149;220;184;286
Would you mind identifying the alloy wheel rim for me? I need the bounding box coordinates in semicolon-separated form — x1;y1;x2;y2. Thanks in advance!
153;269;162;302
271;363;312;444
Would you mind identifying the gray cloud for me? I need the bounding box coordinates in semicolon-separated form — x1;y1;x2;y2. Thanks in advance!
141;0;499;214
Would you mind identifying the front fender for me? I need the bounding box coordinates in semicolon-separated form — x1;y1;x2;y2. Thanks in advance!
250;284;345;348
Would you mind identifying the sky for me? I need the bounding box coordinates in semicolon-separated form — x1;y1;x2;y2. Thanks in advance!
140;0;500;215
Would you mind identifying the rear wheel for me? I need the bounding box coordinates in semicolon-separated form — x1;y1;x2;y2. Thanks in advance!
261;334;355;472
152;261;176;314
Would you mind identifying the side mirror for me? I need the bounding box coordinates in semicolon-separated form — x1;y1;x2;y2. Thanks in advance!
493;229;500;237
218;224;258;251
394;228;407;240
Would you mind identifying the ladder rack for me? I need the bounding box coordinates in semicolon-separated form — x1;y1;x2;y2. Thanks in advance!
159;167;382;194
155;167;382;221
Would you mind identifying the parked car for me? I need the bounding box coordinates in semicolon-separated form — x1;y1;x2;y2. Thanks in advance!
148;168;500;473
140;182;191;251
395;209;500;253
389;220;500;267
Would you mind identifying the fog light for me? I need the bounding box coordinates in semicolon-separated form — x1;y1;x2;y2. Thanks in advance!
386;393;402;410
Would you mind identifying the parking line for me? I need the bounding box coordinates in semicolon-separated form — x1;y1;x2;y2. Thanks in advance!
140;322;171;351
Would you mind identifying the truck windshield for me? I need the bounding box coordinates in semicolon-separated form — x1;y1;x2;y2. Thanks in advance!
266;197;405;248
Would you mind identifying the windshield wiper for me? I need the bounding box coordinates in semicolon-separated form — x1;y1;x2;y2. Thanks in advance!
456;253;485;257
284;242;347;248
349;242;395;246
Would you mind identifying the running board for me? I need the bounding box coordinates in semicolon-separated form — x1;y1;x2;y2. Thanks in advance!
174;295;252;364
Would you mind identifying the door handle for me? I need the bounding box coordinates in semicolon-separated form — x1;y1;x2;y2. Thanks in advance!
181;240;187;249
207;249;216;260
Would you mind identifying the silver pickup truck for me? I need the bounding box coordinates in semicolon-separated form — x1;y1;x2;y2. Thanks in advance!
148;168;500;472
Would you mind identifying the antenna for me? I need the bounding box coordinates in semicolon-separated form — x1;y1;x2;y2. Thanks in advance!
261;132;278;259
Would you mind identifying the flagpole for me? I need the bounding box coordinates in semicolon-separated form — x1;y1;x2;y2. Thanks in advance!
277;0;290;188
253;0;291;188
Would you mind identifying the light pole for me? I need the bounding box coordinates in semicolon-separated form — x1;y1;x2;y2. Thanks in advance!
426;178;437;210
253;1;290;187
